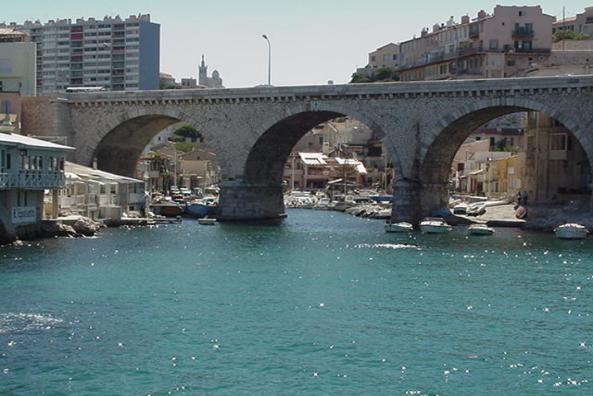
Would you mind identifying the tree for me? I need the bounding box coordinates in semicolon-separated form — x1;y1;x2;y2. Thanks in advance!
174;125;202;140
553;30;590;42
374;67;393;81
350;71;371;84
174;141;194;153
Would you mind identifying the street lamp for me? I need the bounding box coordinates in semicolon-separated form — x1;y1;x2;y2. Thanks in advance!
262;34;271;86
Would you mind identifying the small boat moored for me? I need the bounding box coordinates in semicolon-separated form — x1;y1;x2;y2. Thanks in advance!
385;222;414;233
198;217;217;225
467;224;495;236
554;223;588;240
420;217;453;234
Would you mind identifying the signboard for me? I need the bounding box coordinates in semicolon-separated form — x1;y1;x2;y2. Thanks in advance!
12;207;37;225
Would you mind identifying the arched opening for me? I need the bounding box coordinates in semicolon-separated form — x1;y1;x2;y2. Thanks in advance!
225;110;394;221
419;105;592;222
95;115;181;177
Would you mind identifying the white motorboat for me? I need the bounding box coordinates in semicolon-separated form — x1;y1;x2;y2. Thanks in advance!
420;218;453;234
467;224;495;236
198;217;216;225
385;222;414;233
554;223;588;240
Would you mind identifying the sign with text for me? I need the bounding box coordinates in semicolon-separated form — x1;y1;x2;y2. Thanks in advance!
12;207;37;225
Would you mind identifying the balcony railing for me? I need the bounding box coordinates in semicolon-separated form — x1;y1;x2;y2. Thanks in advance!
512;28;534;39
0;171;65;190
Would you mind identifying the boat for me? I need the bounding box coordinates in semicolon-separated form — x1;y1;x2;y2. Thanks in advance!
198;217;216;225
420;218;453;234
467;224;495;236
150;202;185;217
554;223;589;240
186;197;218;218
385;222;414;233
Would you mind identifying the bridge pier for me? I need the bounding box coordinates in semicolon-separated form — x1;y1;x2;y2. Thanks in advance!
218;180;285;221
391;180;449;224
391;179;421;224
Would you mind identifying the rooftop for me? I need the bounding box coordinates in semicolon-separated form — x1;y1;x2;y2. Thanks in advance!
0;133;73;151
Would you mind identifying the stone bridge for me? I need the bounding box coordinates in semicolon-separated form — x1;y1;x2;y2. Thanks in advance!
36;75;593;223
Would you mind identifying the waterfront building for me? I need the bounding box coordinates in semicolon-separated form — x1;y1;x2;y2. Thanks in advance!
553;6;593;36
0;133;71;243
178;148;219;190
52;161;146;221
1;14;160;93
523;112;591;203
0;28;37;96
198;55;223;88
284;152;367;190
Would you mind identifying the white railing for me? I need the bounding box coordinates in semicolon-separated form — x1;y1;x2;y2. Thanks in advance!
0;171;65;189
0;173;8;189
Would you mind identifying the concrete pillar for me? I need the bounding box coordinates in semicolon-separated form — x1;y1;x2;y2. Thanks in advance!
218;179;285;221
391;178;421;224
391;179;450;224
51;189;59;219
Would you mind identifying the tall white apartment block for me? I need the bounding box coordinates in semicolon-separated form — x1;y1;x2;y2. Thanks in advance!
0;14;160;94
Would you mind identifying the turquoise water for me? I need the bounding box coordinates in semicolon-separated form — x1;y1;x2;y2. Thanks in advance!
1;209;593;395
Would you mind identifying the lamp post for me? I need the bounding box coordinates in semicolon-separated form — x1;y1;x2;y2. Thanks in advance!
262;34;271;86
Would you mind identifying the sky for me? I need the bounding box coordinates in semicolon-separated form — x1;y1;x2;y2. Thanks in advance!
2;0;590;88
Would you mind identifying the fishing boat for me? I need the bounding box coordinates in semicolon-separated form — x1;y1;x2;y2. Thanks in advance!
554;223;588;240
467;224;495;236
150;202;185;217
186;197;218;218
420;218;452;234
385;222;414;233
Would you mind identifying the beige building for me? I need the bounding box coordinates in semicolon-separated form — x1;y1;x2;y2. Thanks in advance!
368;43;400;70
397;6;555;81
523;112;591;203
553;7;593;36
0;28;36;96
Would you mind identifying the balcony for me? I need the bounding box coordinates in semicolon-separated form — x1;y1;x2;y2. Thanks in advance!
0;171;65;190
513;27;534;39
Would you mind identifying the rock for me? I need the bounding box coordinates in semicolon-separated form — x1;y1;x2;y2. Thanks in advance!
72;218;101;237
41;221;77;238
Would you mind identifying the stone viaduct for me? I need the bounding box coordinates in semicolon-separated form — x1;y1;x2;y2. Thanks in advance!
32;75;593;223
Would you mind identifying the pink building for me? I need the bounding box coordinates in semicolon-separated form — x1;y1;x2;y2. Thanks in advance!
398;6;555;81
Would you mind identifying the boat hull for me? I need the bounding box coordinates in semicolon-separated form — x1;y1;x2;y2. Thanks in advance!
186;203;216;218
151;204;185;217
554;226;588;240
468;225;495;236
420;225;452;234
385;222;413;233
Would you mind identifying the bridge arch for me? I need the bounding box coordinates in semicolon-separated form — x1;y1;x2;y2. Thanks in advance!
218;102;401;220
413;97;593;220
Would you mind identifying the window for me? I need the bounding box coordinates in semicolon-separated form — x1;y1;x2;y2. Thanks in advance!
110;184;117;194
100;184;106;194
489;39;498;50
550;133;568;151
370;56;376;62
519;11;525;17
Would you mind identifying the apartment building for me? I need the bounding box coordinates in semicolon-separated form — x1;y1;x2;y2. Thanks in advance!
397;6;555;81
368;43;400;70
0;14;159;93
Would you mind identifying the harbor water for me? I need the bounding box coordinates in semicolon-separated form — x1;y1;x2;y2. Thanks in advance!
1;210;593;394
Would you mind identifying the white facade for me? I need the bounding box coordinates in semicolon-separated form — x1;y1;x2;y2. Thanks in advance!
0;133;71;242
0;41;36;96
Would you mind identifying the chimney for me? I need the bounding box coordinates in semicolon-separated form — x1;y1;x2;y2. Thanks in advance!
461;15;470;24
477;10;487;19
433;24;440;33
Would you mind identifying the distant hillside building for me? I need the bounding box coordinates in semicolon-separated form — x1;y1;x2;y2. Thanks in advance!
198;55;223;88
